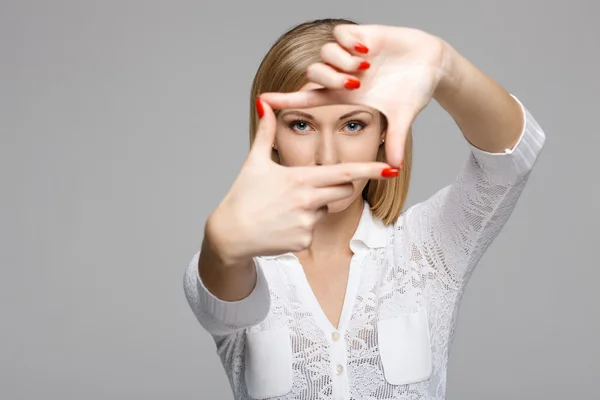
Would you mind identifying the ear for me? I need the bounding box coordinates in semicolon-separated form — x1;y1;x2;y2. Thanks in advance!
379;111;388;144
273;110;280;151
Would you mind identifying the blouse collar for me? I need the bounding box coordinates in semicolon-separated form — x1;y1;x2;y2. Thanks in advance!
261;200;387;261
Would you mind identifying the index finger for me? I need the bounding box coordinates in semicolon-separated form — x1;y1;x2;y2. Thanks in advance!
297;162;399;188
259;88;351;110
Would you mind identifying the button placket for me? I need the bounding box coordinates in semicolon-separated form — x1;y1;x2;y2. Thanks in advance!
330;330;345;376
331;330;341;342
329;329;349;399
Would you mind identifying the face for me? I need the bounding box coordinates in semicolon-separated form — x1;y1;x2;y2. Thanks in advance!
274;83;385;213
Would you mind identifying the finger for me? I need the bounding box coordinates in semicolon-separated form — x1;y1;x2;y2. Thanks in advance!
307;63;362;91
384;110;417;168
332;24;373;56
300;161;398;188
250;97;277;158
315;205;328;220
259;87;358;110
320;42;370;73
311;184;355;208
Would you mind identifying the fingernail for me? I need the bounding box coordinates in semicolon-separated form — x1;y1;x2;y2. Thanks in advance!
381;168;399;178
344;78;361;90
358;61;370;70
256;97;264;119
354;43;369;54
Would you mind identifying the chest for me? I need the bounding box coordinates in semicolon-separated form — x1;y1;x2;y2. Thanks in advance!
237;252;442;399
301;254;352;329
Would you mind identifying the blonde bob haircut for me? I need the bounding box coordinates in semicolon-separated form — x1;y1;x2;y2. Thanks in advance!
249;18;412;226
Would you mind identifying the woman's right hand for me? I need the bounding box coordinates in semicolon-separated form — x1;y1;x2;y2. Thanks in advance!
206;98;397;266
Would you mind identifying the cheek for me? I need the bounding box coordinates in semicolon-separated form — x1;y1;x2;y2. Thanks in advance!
339;137;381;162
342;137;380;195
276;134;315;166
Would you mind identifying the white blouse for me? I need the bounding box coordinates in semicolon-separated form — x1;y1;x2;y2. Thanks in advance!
184;96;546;400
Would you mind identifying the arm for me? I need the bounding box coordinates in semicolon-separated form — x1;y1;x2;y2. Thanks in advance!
183;215;271;336
199;214;258;302
404;42;546;289
435;40;526;155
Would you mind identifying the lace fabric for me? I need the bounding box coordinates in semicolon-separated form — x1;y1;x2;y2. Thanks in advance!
183;97;546;399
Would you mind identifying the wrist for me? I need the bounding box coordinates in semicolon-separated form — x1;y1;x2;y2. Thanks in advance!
205;208;252;268
433;38;466;103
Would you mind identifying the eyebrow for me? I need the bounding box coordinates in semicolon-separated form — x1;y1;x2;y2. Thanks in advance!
279;109;373;121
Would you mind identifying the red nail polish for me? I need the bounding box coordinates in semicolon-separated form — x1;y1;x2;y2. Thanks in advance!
354;43;369;54
358;61;370;70
256;97;264;119
381;168;399;178
344;78;361;90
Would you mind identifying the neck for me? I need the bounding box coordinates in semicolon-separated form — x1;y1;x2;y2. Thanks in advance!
295;196;365;262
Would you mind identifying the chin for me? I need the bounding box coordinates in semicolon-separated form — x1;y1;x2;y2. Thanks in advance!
326;183;367;214
327;197;357;214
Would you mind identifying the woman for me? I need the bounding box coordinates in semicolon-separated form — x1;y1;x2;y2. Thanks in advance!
183;18;546;399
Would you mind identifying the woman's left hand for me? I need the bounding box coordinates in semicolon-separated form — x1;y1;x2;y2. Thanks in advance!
259;24;458;169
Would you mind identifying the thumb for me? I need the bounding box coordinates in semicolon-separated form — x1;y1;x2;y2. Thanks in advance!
249;97;277;159
384;111;413;169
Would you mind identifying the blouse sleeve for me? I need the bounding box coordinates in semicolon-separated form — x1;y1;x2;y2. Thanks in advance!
402;95;546;290
183;251;271;336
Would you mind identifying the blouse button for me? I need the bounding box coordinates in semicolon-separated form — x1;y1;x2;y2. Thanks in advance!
331;331;341;342
335;364;344;375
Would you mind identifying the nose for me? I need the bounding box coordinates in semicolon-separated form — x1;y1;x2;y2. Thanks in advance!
315;134;340;166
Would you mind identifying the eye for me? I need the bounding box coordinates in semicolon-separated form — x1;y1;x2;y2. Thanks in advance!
288;120;312;132
343;120;366;132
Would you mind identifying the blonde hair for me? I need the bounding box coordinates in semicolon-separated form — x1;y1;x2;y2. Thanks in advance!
249;18;412;225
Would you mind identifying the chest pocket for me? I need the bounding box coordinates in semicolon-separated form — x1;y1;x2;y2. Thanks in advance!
377;308;433;385
244;327;293;399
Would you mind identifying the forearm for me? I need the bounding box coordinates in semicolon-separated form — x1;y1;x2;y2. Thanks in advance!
199;216;256;302
434;40;524;153
184;233;270;335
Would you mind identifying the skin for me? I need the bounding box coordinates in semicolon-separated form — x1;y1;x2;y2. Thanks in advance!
199;26;524;329
275;82;384;248
275;83;385;327
200;98;394;317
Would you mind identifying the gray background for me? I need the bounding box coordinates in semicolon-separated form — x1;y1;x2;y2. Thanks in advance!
1;0;598;399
